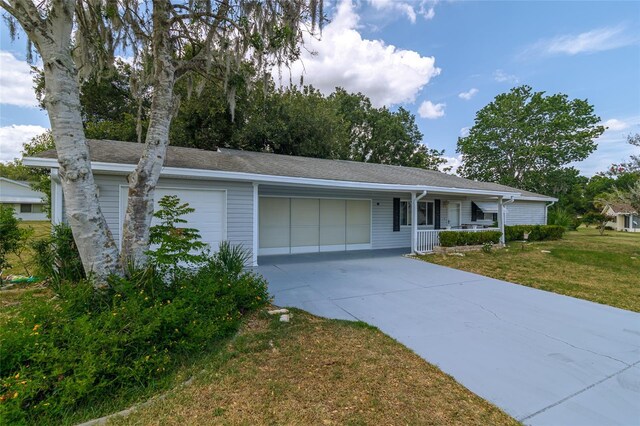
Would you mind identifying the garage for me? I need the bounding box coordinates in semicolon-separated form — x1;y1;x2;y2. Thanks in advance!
119;186;226;250
259;197;371;255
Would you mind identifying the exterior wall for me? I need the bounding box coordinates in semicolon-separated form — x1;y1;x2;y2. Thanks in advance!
0;202;48;221
68;174;255;257
504;200;547;225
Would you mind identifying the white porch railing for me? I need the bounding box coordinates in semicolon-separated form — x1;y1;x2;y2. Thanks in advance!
415;228;501;253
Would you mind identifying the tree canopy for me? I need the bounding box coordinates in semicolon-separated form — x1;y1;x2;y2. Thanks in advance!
457;85;604;196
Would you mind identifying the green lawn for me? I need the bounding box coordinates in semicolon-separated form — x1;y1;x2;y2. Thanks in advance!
3;220;50;277
418;227;640;312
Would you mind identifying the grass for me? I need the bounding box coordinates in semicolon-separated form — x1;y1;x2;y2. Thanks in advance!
3;220;50;277
105;308;517;426
418;227;640;312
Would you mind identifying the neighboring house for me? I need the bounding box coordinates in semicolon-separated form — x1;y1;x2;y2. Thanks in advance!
24;140;557;265
0;177;47;221
602;203;639;233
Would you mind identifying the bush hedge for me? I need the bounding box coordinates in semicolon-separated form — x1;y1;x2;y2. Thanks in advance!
504;225;565;242
438;230;502;247
0;255;269;425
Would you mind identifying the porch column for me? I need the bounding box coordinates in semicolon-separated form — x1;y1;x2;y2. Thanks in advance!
498;196;505;244
411;192;417;253
252;183;259;266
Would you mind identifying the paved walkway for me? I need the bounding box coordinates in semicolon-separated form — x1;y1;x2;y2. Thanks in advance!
255;249;640;425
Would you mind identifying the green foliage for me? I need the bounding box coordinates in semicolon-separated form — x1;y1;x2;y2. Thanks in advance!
457;85;604;196
481;243;494;254
0;206;22;275
214;241;251;279
0;256;269;424
438;230;502;247
504;225;565;242
547;207;580;231
31;223;85;290
147;195;208;276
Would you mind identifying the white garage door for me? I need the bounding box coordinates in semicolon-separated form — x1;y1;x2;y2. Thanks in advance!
119;187;226;251
259;197;371;255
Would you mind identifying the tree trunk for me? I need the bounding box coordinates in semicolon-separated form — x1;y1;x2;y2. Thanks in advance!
41;45;122;285
120;0;176;267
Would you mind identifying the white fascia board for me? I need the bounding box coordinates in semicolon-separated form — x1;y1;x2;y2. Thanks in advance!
23;157;521;197
0;197;45;203
515;196;558;202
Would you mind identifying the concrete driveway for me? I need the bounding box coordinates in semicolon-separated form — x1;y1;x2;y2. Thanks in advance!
255;249;640;426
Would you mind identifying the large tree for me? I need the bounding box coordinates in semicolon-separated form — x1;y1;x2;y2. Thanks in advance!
2;0;322;284
457;85;604;195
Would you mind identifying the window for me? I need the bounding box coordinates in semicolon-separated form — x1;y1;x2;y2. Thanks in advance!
32;204;43;213
400;201;411;226
401;201;435;226
483;212;498;222
20;204;32;213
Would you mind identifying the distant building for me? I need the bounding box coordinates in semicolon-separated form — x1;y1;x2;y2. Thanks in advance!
602;202;639;233
0;177;47;221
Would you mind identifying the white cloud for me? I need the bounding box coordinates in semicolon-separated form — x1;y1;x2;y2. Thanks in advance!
418;100;445;119
524;25;637;57
603;118;629;131
459;127;470;137
493;69;519;84
282;0;441;107
0;124;49;162
0;51;39;108
367;0;437;23
458;88;478;100
439;155;462;175
573;116;640;176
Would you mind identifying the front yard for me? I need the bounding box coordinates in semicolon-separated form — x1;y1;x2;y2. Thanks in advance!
419;227;640;312
108;309;517;426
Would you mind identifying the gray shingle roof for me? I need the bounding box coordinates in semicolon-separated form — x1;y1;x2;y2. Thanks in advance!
35;139;555;199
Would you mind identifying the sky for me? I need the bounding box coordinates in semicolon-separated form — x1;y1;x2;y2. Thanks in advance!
1;0;639;177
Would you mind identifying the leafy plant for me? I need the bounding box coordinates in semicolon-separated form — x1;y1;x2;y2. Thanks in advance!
504;225;565;242
548;207;580;230
32;223;85;291
439;230;502;247
482;243;494;254
0;257;269;424
147;195;208;278
215;241;251;278
0;206;22;278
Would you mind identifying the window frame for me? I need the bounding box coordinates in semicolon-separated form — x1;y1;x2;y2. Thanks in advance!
400;200;435;227
20;204;32;213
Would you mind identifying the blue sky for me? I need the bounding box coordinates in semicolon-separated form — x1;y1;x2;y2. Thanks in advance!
1;0;639;176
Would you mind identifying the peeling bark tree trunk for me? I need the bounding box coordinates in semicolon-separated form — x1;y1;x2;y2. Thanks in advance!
120;0;176;266
39;44;122;285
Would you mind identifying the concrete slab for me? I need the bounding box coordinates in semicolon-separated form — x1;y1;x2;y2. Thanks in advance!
255;249;640;425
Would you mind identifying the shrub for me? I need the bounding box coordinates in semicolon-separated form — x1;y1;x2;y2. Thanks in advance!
548;208;580;231
0;254;269;425
438;230;502;247
32;223;85;290
504;225;565;242
147;195;208;278
0;206;22;276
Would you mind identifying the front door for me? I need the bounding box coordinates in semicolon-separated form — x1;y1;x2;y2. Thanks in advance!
447;202;460;228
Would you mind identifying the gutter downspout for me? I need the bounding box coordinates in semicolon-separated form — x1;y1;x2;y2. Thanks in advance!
544;201;556;225
412;190;428;253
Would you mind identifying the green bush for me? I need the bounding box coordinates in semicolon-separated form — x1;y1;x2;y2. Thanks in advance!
547;208;580;231
504;225;565;242
438;230;502;247
31;223;85;290
0;206;23;276
0;253;269;425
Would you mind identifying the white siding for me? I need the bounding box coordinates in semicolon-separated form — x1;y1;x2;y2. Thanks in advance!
505;200;547;225
0;203;48;221
81;174;255;258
